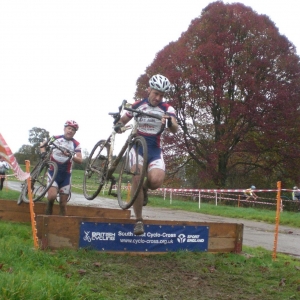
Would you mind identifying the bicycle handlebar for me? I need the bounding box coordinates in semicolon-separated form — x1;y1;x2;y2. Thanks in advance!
125;105;167;135
40;137;76;158
124;106;163;121
108;99;164;122
109;99;171;134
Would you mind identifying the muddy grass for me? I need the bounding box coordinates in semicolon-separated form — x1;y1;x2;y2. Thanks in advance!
56;249;300;300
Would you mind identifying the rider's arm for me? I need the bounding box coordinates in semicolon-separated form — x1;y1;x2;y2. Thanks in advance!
168;116;178;134
39;141;47;153
72;152;82;164
162;115;178;134
119;114;132;126
114;114;132;133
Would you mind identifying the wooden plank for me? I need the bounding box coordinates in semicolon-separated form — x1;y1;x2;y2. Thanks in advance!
208;237;236;252
0;211;30;223
234;223;243;253
36;215;244;253
1;199;244;254
0;199;130;223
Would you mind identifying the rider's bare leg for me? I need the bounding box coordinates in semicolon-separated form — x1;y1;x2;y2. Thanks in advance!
59;194;68;216
131;164;144;220
45;186;57;215
146;168;165;190
132;167;165;220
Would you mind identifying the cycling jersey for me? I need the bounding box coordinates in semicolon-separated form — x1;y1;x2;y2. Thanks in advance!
0;160;9;174
244;189;253;196
125;98;176;148
48;135;81;194
126;98;176;171
50;135;81;173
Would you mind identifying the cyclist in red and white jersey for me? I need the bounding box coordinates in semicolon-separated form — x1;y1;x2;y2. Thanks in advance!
40;120;82;216
116;74;178;235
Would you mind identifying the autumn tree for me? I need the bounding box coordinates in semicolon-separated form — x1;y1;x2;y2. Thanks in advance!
135;1;300;188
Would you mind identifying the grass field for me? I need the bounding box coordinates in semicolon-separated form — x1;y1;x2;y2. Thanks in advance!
1;182;300;299
0;219;300;300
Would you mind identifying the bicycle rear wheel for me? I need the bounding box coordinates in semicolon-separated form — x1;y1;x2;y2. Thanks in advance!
83;140;110;200
117;136;147;209
22;161;58;203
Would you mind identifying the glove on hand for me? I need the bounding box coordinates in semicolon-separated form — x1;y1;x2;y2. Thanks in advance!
114;122;123;133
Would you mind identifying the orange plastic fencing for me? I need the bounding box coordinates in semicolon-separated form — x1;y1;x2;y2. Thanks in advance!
25;160;39;249
272;181;281;260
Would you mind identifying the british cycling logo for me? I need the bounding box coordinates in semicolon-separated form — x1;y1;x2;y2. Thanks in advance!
83;231;91;242
83;231;116;242
177;234;186;243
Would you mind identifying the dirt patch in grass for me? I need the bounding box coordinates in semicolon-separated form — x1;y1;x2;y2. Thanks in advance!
60;250;300;300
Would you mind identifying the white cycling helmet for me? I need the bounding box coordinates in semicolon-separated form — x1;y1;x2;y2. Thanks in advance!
251;185;256;189
294;186;298;190
149;74;171;92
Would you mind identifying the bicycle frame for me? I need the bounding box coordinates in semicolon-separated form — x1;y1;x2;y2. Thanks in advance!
83;99;165;202
105;100;161;181
106;127;134;180
19;138;76;204
31;140;74;182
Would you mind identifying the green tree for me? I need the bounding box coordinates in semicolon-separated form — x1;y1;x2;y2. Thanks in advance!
15;127;50;164
136;1;300;188
29;127;50;155
14;145;34;165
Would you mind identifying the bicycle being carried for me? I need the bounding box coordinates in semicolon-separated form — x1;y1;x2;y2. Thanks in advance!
83;99;165;209
18;136;75;204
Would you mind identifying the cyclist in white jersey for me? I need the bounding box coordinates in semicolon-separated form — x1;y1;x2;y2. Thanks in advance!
40;120;82;216
0;155;9;191
116;74;178;235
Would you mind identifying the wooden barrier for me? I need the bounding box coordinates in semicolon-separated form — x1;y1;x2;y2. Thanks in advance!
0;199;130;223
0;199;243;254
36;215;243;253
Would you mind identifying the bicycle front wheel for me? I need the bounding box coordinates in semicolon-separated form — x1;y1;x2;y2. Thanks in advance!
117;136;147;209
22;161;58;203
83;140;110;200
17;189;24;205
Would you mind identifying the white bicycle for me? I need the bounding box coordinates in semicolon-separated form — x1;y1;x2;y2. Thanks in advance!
83;99;165;209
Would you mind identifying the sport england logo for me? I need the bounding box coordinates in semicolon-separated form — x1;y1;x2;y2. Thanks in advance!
177;234;186;243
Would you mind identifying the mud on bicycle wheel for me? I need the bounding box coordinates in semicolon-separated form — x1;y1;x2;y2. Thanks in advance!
22;161;58;203
83;139;110;200
117;136;148;209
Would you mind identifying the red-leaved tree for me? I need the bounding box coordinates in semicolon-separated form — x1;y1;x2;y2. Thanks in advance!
135;1;300;188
